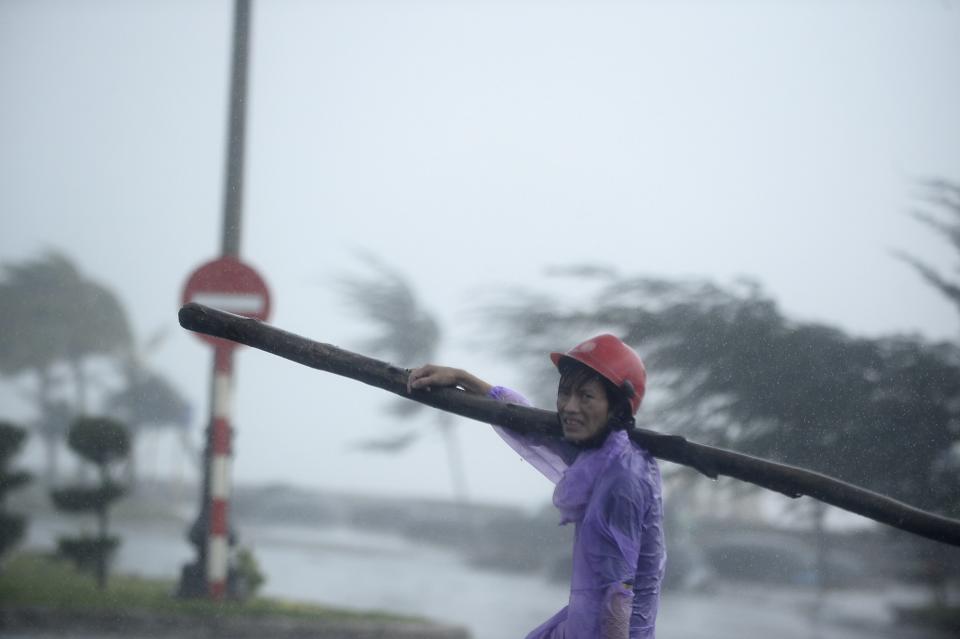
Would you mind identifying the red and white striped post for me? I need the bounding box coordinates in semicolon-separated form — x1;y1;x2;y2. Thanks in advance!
180;256;270;600
208;345;234;599
179;0;259;602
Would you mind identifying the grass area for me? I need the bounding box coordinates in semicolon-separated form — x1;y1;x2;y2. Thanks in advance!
0;551;423;625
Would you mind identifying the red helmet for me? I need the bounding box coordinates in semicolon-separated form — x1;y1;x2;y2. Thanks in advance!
550;334;647;415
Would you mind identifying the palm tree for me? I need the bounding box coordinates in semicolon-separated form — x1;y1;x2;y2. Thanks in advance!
102;325;194;485
897;178;960;607
106;360;193;485
0;252;132;482
339;255;469;502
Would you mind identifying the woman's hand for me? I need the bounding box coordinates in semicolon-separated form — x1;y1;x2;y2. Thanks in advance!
406;365;493;396
407;365;460;392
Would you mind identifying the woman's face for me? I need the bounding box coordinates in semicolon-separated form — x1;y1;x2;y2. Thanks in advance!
556;376;611;443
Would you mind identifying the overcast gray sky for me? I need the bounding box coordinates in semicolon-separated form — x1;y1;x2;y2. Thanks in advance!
2;0;959;508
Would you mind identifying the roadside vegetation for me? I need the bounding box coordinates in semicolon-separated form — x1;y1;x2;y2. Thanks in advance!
0;420;31;564
0;551;424;625
50;416;131;589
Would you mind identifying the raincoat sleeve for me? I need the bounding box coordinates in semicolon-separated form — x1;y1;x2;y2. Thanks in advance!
590;481;645;639
600;582;633;639
487;386;578;484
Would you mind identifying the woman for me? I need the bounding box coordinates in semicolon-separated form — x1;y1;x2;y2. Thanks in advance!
407;334;666;639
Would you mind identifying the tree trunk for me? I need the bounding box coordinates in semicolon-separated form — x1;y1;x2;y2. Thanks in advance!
69;357;87;415
812;500;829;628
437;415;469;504
42;434;58;487
37;367;58;485
96;463;109;590
125;431;139;487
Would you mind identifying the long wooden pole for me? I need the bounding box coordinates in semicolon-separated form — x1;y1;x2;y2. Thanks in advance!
178;302;960;548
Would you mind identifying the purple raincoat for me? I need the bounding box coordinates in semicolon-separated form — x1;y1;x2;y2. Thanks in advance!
489;386;666;639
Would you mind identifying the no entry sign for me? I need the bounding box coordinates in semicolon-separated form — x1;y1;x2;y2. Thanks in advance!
182;256;271;349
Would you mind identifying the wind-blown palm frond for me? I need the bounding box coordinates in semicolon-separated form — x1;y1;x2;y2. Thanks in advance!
898;179;960;312
893;250;960;311
340;255;441;366
338;256;470;501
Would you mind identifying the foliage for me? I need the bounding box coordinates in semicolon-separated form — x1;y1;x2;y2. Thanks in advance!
0;422;31;500
56;536;120;574
483;271;960;517
51;416;130;589
101;326;194;484
0;470;31;496
339;256;469;501
339;256;441;444
0;420;31;562
0;251;132;375
897;178;960;603
50;483;125;513
894;177;960;517
897;179;960;313
0;252;133;482
106;364;193;484
863;338;960;515
105;367;191;435
233;546;266;599
67;416;131;468
0;421;28;465
340;254;441;367
0;514;26;563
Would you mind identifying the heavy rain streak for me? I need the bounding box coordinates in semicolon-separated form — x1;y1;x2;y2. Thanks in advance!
1;1;959;638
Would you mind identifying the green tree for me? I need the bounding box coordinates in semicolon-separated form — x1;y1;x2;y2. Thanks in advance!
0;421;32;565
896;177;960;515
234;546;266;599
50;416;130;589
0;252;133;483
484;270;960;514
897;178;960;605
486;269;960;606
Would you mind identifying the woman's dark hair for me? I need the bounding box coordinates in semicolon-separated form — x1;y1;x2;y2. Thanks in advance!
557;357;635;432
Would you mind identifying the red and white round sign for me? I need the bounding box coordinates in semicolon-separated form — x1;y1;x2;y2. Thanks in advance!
182;256;271;349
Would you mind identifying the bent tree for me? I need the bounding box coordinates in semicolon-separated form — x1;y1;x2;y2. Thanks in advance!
0;252;132;483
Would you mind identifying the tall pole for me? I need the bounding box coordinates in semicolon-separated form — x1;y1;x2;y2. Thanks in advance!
178;0;252;600
222;0;251;259
206;0;251;601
